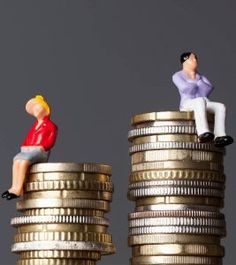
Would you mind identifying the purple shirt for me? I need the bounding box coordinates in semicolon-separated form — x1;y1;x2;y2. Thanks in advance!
172;70;213;109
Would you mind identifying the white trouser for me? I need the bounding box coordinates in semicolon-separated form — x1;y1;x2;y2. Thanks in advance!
181;97;226;137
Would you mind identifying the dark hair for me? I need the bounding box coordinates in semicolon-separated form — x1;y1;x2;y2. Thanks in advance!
180;52;196;64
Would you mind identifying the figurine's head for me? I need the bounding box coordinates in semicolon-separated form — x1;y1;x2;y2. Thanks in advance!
25;95;51;119
180;52;198;71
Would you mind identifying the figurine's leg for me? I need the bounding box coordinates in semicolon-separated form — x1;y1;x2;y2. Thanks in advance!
9;159;30;196
206;101;234;147
8;159;20;193
206;101;226;137
182;97;210;135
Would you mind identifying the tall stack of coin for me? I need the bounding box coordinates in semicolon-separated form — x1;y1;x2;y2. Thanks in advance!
128;111;226;265
11;163;115;265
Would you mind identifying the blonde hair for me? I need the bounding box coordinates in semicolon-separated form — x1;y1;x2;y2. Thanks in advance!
34;95;50;114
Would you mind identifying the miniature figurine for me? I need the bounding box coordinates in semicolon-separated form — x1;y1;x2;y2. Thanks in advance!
2;95;58;200
172;52;233;147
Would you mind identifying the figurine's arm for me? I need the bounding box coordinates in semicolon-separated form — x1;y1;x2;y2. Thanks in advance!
197;75;214;97
43;125;58;151
172;72;194;93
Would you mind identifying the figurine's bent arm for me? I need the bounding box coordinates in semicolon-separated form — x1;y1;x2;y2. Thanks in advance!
172;73;191;93
43;126;58;151
197;75;214;97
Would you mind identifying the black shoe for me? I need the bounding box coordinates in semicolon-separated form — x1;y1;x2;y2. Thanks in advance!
1;190;9;198
198;132;215;143
6;193;19;200
214;135;234;147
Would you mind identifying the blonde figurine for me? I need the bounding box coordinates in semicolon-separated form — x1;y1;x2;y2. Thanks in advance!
2;95;58;200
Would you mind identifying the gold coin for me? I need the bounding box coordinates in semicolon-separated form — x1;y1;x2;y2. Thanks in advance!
23;190;113;201
30;163;112;175
132;134;199;144
17;199;110;212
129;170;225;183
17;259;96;265
128;234;221;245
131;111;214;125
17;224;108;233
14;231;112;243
20;250;101;259
134;120;196;128
24;180;114;192
131;161;223;172
130;255;221;264
135;204;221;213
132;244;224;256
24;208;105;217
135;196;224;208
28;173;110;182
131;150;222;163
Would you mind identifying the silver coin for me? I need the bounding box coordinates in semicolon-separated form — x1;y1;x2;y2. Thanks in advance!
11;241;115;254
129;209;224;219
128;187;224;198
11;215;109;226
129;180;224;189
129;217;225;227
129;226;226;236
129;142;223;153
128;126;197;139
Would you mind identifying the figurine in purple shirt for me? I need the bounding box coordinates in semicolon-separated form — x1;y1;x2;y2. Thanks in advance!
172;52;233;147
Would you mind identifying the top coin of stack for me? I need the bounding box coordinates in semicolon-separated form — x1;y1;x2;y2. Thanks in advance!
11;162;115;265
127;111;226;265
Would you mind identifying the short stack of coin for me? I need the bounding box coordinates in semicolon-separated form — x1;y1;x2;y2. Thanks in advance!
11;163;116;265
128;111;226;265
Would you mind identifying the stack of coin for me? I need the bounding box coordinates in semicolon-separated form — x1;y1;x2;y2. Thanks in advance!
128;111;226;265
11;163;116;265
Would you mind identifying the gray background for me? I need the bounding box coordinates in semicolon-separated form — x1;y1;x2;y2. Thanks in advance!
0;1;235;265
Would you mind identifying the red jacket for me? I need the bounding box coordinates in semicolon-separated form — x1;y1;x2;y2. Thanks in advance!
21;116;58;151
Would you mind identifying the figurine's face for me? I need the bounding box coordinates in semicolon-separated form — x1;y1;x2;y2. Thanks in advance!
25;99;47;119
183;53;198;70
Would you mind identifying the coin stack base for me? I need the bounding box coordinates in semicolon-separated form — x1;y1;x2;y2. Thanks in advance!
11;163;116;265
128;111;226;265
